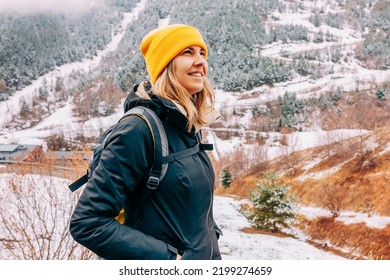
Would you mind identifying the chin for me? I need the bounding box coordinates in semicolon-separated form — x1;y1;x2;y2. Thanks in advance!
188;89;203;95
188;85;204;95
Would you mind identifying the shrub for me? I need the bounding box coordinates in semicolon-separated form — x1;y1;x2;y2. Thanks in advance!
245;172;296;232
220;168;233;189
375;87;388;99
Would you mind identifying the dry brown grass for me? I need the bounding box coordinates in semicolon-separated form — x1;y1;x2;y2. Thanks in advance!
214;125;390;259
215;176;259;198
321;92;390;130
297;215;390;260
288;128;390;215
2;153;88;183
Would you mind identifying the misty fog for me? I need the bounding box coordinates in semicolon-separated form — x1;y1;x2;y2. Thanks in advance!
0;0;106;14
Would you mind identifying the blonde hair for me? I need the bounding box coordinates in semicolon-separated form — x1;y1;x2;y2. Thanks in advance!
152;61;215;132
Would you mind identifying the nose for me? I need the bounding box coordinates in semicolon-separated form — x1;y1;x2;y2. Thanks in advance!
193;53;206;66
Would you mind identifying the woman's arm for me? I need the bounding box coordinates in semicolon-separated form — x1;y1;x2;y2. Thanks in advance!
69;116;177;260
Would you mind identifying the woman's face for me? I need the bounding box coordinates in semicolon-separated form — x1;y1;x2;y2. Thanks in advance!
172;45;208;95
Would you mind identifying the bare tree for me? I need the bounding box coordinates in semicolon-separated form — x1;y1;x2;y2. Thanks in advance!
318;183;346;218
0;173;96;260
281;132;300;176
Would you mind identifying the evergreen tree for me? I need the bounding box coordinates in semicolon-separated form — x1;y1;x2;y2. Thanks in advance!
245;171;296;232
278;92;306;129
0;4;124;94
220;168;233;189
331;48;343;63
325;12;344;29
330;87;342;103
311;13;321;27
375;86;388;99
313;30;324;43
296;57;312;76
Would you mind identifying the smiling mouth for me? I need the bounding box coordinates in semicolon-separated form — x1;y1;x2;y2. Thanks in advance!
189;72;203;77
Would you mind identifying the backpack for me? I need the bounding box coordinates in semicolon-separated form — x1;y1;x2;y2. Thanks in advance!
68;105;213;224
68;106;169;192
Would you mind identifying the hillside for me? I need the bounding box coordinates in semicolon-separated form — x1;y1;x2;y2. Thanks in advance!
215;126;390;259
1;0;389;135
217;126;390;212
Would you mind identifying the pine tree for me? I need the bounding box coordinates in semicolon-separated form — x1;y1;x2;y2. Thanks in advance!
375;87;388;99
245;171;296;232
220;168;233;189
312;13;321;27
278;92;306;128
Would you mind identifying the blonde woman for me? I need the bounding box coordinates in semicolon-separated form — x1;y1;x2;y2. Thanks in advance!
70;24;222;260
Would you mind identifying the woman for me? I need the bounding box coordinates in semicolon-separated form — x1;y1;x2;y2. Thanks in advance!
70;24;222;260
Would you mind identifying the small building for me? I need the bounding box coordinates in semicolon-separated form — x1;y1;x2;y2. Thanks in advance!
0;144;44;163
43;150;92;167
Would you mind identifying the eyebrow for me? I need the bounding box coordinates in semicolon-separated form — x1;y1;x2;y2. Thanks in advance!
185;46;205;52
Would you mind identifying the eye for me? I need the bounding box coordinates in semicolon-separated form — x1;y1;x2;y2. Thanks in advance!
181;49;192;55
200;50;206;57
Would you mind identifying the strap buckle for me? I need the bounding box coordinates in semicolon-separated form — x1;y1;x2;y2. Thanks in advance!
147;176;160;190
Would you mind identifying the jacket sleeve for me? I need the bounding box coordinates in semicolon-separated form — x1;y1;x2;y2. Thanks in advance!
69;116;176;260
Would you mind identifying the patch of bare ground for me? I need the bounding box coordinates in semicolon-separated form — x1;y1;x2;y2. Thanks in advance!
240;227;294;238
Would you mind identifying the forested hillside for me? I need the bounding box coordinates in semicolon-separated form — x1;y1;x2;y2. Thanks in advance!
0;0;139;95
113;0;390;92
1;0;389;96
114;0;294;92
1;0;389;140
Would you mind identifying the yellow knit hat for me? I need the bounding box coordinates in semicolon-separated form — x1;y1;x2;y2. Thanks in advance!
140;24;208;84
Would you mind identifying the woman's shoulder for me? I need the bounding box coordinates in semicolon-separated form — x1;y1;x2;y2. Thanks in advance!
108;114;153;145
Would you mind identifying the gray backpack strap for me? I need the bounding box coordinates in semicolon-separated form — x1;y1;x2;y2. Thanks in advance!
120;106;169;225
122;106;169;189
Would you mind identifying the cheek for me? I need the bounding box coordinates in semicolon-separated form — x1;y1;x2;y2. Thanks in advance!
172;60;186;77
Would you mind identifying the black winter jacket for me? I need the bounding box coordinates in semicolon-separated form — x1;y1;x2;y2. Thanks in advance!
70;82;222;260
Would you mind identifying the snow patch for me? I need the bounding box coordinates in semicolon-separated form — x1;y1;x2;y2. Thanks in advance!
299;205;390;229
